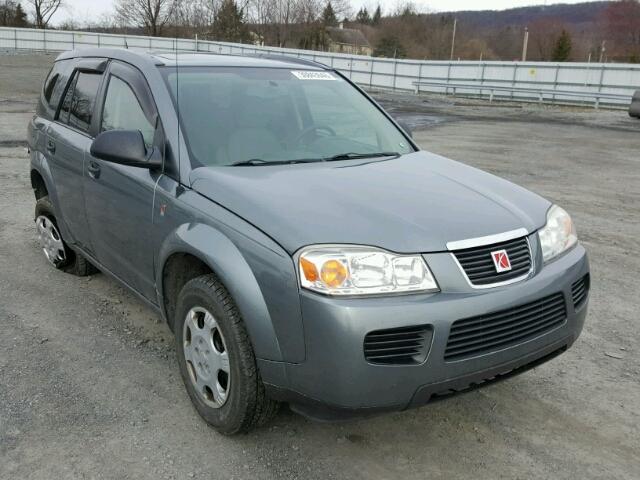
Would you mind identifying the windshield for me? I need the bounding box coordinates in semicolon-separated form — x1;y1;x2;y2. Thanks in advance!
162;67;414;167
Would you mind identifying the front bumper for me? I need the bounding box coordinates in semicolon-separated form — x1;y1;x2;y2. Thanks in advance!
262;240;589;419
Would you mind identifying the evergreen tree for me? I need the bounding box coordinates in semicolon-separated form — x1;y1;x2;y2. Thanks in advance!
0;1;10;25
552;29;572;61
14;2;27;26
372;4;382;25
322;1;337;26
0;0;28;26
212;0;251;43
373;36;406;58
355;7;371;25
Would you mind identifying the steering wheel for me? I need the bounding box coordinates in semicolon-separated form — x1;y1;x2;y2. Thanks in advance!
293;124;336;145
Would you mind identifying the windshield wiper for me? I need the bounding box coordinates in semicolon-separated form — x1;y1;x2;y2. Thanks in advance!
231;158;324;166
231;152;400;166
231;158;270;166
325;152;400;162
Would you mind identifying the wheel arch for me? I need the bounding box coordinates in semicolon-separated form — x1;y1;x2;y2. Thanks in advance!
29;160;68;238
30;168;49;200
156;223;284;362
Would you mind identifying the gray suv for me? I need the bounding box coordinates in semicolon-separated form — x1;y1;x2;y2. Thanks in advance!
28;49;590;434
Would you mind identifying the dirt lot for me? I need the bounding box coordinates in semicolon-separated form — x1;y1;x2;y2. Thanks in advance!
1;53;639;480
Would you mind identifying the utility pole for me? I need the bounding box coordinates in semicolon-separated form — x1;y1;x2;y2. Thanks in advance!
599;41;606;63
450;18;457;61
521;27;529;62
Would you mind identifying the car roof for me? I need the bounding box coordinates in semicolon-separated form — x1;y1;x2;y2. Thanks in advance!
55;48;328;70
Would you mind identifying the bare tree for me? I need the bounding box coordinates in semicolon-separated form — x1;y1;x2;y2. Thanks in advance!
28;0;62;28
260;0;295;47
174;0;219;34
115;0;177;36
246;0;274;44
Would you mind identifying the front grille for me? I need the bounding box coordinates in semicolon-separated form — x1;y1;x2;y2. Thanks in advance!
452;236;532;286
571;274;590;309
444;293;566;361
364;325;432;365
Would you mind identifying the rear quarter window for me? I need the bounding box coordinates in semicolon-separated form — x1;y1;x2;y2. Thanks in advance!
38;60;71;119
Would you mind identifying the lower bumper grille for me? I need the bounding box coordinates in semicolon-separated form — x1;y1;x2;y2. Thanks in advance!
571;274;590;309
445;293;567;361
364;325;432;365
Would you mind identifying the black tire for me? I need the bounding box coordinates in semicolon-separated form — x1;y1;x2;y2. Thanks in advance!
35;196;98;277
175;274;279;434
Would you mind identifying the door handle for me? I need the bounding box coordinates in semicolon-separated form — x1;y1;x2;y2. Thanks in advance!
87;161;101;179
46;139;56;154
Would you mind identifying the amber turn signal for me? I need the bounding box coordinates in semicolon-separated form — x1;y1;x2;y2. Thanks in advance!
300;257;319;282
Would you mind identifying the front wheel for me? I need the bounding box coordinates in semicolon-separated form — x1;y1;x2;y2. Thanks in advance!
175;274;279;434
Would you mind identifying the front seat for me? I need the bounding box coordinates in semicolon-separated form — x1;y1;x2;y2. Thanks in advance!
178;85;229;165
217;98;282;164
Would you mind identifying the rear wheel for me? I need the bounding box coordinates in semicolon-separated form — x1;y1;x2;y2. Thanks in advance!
35;196;97;276
175;274;279;434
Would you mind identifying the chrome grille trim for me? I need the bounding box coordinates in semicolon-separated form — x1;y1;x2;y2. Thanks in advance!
446;227;529;251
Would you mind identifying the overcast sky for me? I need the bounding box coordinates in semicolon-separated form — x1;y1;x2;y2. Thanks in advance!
48;0;606;25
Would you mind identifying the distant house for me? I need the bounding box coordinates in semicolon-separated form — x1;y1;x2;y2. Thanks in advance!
325;24;371;56
249;31;264;47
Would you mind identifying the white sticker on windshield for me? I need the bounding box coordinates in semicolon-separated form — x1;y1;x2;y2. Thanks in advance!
291;71;336;81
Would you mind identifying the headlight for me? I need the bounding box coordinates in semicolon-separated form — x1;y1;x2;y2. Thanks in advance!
298;246;439;296
538;205;578;263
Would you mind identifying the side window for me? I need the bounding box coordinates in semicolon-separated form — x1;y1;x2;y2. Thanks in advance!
44;72;60;105
101;76;155;147
58;73;78;125
57;70;102;134
39;60;70;119
68;72;102;133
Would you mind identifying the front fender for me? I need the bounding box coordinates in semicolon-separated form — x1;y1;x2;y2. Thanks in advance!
157;222;285;362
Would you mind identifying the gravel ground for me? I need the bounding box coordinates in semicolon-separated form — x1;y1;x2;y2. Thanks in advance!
1;53;639;480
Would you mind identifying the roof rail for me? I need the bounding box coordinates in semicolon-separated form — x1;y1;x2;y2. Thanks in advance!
247;53;329;69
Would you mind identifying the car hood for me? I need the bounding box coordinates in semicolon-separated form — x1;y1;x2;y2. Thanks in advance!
190;151;550;254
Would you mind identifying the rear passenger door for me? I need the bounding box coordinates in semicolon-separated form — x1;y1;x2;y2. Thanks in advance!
46;60;106;251
83;61;162;301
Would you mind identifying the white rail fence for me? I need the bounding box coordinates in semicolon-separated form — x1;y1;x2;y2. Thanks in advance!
2;26;640;108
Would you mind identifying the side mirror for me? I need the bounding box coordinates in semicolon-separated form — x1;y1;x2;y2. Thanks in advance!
397;120;413;138
90;130;161;169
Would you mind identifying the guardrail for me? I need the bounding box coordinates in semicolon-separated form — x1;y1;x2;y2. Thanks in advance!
413;81;633;109
2;26;640;109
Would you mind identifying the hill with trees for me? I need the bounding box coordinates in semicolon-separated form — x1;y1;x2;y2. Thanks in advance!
1;0;639;62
